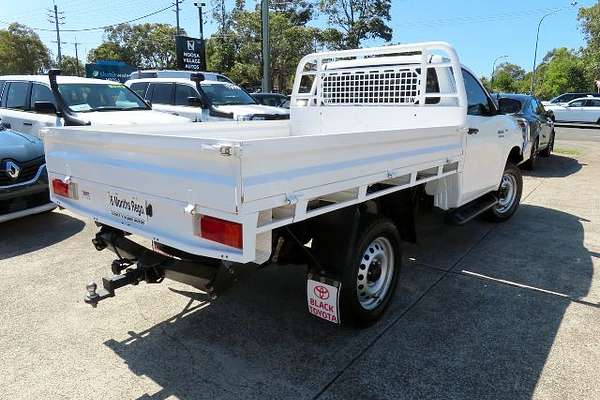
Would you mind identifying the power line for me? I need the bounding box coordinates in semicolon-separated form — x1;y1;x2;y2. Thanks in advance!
0;4;174;33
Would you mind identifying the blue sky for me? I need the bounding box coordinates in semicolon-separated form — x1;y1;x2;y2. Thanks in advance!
0;0;593;78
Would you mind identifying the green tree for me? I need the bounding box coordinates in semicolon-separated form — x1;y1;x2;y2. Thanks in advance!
206;6;321;92
578;4;600;85
318;0;392;49
491;63;526;93
87;42;129;63
537;48;589;99
0;23;51;74
88;23;183;68
58;55;84;76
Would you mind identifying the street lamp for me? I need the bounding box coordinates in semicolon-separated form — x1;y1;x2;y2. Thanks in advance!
491;55;508;92
194;2;207;70
193;2;206;41
530;2;578;94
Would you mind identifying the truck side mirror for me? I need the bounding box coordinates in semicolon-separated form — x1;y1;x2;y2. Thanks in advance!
33;101;58;114
188;96;207;108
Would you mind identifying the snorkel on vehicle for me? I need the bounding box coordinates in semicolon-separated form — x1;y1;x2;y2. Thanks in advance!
48;69;91;127
190;73;235;120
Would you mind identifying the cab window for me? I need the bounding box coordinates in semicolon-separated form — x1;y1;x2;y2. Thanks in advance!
149;83;174;104
462;69;492;116
4;81;30;110
30;84;55;110
175;84;200;106
129;82;149;99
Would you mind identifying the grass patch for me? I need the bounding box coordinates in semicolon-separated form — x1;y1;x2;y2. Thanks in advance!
554;147;582;156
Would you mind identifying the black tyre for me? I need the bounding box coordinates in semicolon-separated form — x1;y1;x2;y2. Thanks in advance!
522;138;538;170
539;129;554;157
484;162;523;222
338;217;401;327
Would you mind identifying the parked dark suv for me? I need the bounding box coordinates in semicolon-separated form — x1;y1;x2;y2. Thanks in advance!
0;122;55;222
497;94;555;171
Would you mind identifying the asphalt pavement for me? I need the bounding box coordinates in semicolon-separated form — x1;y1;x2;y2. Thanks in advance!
0;129;598;400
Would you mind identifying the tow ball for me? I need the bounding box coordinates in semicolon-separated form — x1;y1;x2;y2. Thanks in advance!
84;266;146;307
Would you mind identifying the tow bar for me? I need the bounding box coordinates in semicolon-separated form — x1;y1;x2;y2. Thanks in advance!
84;227;238;307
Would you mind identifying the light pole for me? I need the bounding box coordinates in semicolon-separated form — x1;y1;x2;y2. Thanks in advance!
194;2;205;40
194;2;206;70
491;55;508;92
261;0;271;93
530;2;578;94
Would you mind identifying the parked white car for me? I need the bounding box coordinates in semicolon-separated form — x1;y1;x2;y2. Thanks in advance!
0;74;192;138
545;97;600;123
541;92;600;107
129;69;234;83
125;77;289;122
45;42;525;326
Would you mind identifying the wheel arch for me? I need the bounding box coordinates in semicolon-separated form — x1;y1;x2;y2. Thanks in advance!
507;145;524;165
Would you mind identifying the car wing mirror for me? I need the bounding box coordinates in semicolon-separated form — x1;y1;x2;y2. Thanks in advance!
33;101;58;115
188;96;207;108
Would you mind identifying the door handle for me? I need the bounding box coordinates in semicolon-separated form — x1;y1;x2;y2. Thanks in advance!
467;128;479;135
23;122;33;126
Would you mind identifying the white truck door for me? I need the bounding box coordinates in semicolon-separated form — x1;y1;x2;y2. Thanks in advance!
460;69;504;204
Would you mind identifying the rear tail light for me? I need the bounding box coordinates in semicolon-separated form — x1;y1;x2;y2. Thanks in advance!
52;178;78;199
516;118;530;142
199;215;243;249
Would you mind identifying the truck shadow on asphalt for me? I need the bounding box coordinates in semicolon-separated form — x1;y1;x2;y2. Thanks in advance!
525;154;583;178
0;210;85;260
103;204;595;400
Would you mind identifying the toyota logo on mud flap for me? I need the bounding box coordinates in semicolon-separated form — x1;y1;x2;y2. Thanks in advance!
5;161;20;179
314;285;330;300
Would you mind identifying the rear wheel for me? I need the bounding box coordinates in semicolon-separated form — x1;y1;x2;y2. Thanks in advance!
522;138;538;170
539;129;554;157
484;163;523;222
338;217;401;327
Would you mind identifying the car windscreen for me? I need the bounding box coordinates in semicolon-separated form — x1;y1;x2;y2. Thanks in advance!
58;83;149;112
200;83;256;106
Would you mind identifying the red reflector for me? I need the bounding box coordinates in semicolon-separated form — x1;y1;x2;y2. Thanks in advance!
52;179;70;197
200;216;243;249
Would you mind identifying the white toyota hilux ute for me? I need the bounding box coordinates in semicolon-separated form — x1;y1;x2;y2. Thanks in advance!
43;42;526;327
0;74;192;138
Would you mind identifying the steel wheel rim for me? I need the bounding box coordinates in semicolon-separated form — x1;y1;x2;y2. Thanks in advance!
496;173;517;214
357;237;394;311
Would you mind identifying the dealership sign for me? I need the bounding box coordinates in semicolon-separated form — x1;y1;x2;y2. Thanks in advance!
85;60;137;83
176;35;206;71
